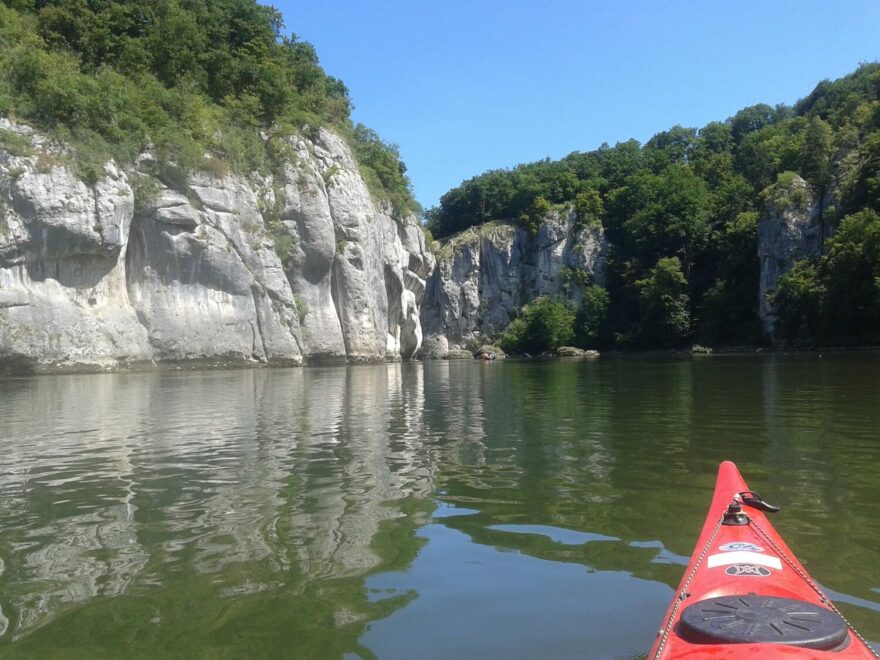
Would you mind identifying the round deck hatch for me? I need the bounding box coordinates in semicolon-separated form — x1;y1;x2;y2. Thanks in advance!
679;594;849;650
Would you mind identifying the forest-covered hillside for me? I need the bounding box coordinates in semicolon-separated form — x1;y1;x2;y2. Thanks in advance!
0;0;419;216
427;64;880;348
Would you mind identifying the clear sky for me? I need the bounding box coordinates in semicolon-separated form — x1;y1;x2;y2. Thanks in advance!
275;1;880;211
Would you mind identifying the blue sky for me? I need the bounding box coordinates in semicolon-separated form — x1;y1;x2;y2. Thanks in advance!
275;1;880;211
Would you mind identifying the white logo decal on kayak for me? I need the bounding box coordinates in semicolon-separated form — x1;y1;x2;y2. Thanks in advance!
725;564;771;577
707;551;782;570
719;542;764;553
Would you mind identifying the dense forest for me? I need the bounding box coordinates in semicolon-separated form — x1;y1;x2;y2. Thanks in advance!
0;0;419;216
427;64;880;350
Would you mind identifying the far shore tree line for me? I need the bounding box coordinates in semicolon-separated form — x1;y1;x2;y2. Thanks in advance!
427;64;880;351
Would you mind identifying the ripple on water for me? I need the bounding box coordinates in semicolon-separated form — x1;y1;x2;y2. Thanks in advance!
0;358;878;656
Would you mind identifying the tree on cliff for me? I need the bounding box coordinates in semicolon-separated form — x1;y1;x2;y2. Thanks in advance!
775;209;880;346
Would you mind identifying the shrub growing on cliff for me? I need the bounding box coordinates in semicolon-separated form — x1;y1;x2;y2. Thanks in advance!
499;297;575;354
573;189;604;230
518;196;551;235
764;171;812;213
350;124;421;219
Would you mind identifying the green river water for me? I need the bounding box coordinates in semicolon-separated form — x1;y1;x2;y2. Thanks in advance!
0;355;878;658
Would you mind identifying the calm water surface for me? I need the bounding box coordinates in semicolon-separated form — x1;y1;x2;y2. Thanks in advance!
0;356;878;658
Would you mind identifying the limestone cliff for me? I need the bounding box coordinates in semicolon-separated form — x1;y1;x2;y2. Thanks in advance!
757;174;826;336
0;119;432;373
419;210;606;357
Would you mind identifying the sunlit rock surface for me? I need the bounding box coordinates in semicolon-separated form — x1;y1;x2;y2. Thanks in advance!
757;174;825;336
0;120;432;372
420;212;606;355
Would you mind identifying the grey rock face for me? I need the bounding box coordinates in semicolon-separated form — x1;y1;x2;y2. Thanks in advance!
277;129;433;362
0;121;432;372
757;175;824;336
0;135;153;372
126;172;303;365
420;211;606;355
443;348;473;360
556;346;598;358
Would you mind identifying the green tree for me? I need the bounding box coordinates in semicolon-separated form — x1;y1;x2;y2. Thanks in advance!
697;121;733;154
644;125;698;171
636;257;691;347
771;261;824;346
697;212;761;344
519;196;551;235
499;297;576;354
573;189;603;230
802;115;834;239
708;174;755;226
730;103;790;143
735;120;806;191
819;209;880;343
618;165;710;276
842;131;880;215
802;115;833;192
575;285;610;348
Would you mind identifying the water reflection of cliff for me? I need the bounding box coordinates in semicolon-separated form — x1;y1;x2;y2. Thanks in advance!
1;356;878;656
0;365;435;656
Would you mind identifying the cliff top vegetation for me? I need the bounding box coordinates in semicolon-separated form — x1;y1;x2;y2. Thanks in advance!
0;0;420;216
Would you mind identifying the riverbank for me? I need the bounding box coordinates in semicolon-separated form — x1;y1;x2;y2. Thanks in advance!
8;343;880;378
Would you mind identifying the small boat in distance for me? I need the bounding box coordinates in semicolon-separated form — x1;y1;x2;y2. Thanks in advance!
649;461;878;658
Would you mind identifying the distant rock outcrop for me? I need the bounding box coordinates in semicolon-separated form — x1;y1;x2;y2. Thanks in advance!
419;210;605;357
757;174;825;336
3;125;843;372
556;346;598;358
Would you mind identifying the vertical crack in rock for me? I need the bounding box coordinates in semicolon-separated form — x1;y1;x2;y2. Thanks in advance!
250;285;269;362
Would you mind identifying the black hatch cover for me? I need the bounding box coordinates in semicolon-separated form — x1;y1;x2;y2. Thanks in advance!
679;594;849;650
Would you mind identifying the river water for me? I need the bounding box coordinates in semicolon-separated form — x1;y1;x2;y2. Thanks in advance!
0;355;878;658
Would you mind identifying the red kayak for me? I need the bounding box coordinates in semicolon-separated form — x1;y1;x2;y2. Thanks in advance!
649;461;877;658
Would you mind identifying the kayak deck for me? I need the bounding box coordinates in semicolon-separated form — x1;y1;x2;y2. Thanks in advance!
649;461;877;658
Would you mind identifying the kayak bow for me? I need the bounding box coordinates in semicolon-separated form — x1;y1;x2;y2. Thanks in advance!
649;461;877;658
